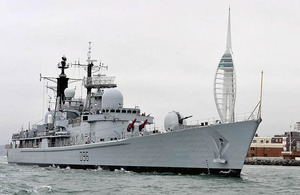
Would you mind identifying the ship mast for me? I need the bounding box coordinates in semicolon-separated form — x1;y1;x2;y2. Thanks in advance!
40;55;81;128
57;55;69;106
86;42;96;95
85;42;97;109
72;42;117;110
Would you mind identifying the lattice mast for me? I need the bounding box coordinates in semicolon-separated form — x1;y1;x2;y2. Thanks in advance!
72;42;116;110
214;8;236;123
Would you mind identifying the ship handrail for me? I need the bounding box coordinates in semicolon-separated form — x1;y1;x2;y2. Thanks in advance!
146;112;258;132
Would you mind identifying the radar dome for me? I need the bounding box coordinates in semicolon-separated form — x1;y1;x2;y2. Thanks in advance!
44;110;54;124
164;111;179;131
102;88;123;109
64;88;75;100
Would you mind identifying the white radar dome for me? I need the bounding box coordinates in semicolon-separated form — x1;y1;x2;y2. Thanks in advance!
164;111;179;131
102;88;123;109
64;88;75;100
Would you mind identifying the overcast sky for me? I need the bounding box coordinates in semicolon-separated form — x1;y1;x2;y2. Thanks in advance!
0;0;300;144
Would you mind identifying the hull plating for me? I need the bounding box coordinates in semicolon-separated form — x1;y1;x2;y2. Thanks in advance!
7;119;260;176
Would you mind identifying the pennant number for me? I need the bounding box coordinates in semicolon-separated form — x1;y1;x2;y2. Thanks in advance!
79;151;89;161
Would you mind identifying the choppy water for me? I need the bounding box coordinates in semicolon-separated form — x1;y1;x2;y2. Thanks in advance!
1;156;300;195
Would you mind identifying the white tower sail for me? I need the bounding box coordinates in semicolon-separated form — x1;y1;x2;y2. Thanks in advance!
214;8;236;123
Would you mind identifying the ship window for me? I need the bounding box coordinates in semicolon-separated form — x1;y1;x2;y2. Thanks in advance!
261;140;263;143
127;110;132;113
122;110;126;113
111;109;115;113
116;110;120;113
106;109;109;112
133;110;136;114
102;110;105;113
266;140;269;143
67;111;79;119
83;116;88;121
253;140;257;143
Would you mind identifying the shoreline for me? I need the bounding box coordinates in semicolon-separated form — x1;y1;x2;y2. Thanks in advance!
245;158;300;166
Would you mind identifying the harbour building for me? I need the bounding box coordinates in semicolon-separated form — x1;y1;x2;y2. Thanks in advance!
214;8;236;123
247;135;284;158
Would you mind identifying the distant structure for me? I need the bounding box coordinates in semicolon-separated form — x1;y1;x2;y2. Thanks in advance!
293;122;300;131
247;136;284;158
214;8;236;123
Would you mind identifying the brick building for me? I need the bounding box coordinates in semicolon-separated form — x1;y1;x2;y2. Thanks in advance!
247;136;283;158
247;123;300;159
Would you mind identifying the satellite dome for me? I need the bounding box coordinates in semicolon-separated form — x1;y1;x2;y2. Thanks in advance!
64;88;75;100
102;88;123;109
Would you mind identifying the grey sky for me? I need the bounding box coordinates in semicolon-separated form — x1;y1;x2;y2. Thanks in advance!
0;0;299;144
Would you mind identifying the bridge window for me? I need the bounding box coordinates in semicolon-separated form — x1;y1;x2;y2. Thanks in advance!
67;111;79;119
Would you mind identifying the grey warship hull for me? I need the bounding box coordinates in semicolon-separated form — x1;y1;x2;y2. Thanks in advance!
7;119;260;176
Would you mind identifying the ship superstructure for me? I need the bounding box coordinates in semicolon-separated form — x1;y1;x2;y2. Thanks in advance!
11;43;154;149
214;8;236;123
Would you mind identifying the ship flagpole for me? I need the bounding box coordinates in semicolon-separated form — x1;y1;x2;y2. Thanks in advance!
248;71;264;120
258;71;263;118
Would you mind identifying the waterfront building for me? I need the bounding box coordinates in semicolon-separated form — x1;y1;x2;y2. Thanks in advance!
281;131;300;159
248;122;300;160
247;136;283;158
214;8;236;123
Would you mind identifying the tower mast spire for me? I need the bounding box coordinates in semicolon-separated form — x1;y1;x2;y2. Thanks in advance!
226;7;232;53
213;8;236;123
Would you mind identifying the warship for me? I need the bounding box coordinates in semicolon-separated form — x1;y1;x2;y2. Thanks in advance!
6;42;261;176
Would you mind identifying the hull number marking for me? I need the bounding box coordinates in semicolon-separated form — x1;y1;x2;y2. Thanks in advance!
79;151;89;161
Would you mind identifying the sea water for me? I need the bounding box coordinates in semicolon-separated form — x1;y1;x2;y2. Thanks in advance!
1;156;300;195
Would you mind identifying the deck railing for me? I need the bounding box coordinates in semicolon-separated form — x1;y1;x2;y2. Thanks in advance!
146;112;258;133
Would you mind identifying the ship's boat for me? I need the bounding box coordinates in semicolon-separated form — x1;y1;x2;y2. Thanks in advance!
6;44;261;177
